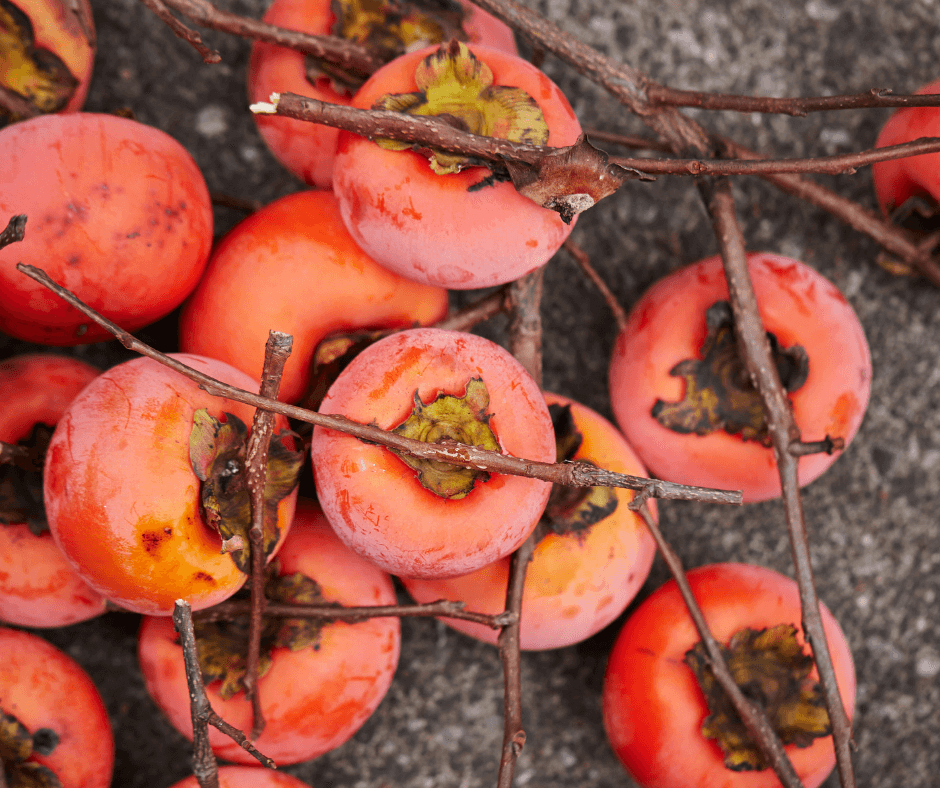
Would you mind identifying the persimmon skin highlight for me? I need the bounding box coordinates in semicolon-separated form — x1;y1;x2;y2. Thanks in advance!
248;0;517;189
608;252;872;503
311;327;556;579
139;500;401;766
0;626;115;788
43;354;298;615
602;563;856;788
179;189;449;405
872;76;940;214
402;392;657;650
332;43;583;289
0;353;106;628
167;766;313;788
0;113;213;344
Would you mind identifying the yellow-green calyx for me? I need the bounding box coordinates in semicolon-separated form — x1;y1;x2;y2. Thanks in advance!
1;710;62;787
390;377;500;499
0;0;78;126
685;624;832;772
373;39;548;174
652;301;808;446
189;410;304;573
335;0;468;60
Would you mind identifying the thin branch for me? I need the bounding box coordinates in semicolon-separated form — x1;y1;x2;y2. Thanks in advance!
506;269;545;388
647;84;940;116
581;127;673;153
15;263;743;506
634;505;805;788
435;286;513;333
137;0;220;63
562;239;628;333
699;178;856;788
241;331;293;741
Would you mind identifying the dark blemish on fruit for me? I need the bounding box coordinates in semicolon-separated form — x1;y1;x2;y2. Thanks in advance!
126;232;140;239
638;647;657;657
526;239;538;248
193;571;216;585
142;528;171;554
67;255;81;266
74;324;88;337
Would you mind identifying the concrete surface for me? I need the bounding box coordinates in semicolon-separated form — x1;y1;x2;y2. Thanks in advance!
3;0;939;786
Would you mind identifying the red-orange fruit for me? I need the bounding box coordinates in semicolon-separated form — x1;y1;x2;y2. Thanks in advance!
167;767;313;788
0;353;106;627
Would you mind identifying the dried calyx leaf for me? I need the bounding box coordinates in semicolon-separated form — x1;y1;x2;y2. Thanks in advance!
504;134;654;224
0;710;62;788
390;377;500;499
0;0;79;126
652;300;808;446
373;39;548;174
191;564;334;700
189;410;304;573
0;422;53;535
876;194;940;276
685;624;832;771
302;328;395;412
535;403;617;540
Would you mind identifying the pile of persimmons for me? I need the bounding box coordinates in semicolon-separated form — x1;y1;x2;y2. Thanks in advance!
1;1;937;787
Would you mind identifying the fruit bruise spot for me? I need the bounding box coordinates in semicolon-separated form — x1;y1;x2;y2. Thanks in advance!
141;526;173;555
192;571;216;586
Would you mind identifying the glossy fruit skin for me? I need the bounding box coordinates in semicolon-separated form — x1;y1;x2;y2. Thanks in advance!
872;77;940;215
609;252;872;503
139;499;401;766
602;563;856;788
332;43;582;289
311;327;555;579
0;112;212;344
167;766;313;788
2;0;96;121
0;626;114;788
401;392;657;650
43;353;298;615
248;0;517;189
0;353;106;627
179;190;449;405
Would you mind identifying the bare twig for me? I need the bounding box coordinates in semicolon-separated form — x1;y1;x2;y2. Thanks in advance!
137;0;220;63
15;262;743;506
563;239;628;333
435;286;513;332
506;269;545;389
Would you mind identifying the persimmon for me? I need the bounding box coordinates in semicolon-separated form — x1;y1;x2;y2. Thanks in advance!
401;392;657;650
139;499;401;766
608;252;872;503
43;353;301;615
0;353;106;628
0;0;96;126
603;563;856;788
167;767;313;788
331;41;583;289
311;327;555;579
179;189;449;405
0;626;114;788
0;112;213;344
248;0;517;189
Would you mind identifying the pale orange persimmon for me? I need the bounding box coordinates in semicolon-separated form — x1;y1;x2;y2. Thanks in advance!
0;626;114;788
179;190;449;405
248;0;517;188
168;766;313;788
311;327;556;579
402;392;657;650
43;354;299;615
0;353;107;628
139;499;400;766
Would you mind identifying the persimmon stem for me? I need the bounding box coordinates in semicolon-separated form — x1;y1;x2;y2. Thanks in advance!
0;215;26;251
563;239;628;334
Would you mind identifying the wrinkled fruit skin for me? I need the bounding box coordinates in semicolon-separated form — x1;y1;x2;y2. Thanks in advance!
0;112;212;344
0;353;106;627
602;563;856;788
609;252;872;503
332;43;582;289
872;76;940;215
167;766;313;788
311;327;556;579
248;0;517;189
139;500;401;766
402;392;657;650
0;626;114;788
180;189;449;405
43;353;298;615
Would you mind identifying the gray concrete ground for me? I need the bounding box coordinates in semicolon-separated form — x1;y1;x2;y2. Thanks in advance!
4;0;939;786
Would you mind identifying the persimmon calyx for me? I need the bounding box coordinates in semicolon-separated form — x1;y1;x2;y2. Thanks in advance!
189;410;304;574
0;422;53;535
0;0;79;126
0;710;62;787
685;624;831;772
303;328;394;412
651;300;808;446
537;402;616;539
390;377;500;499
191;565;333;699
372;39;548;174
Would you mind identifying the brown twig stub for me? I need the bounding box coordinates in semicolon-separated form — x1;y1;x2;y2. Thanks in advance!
0;215;27;251
138;0;221;63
